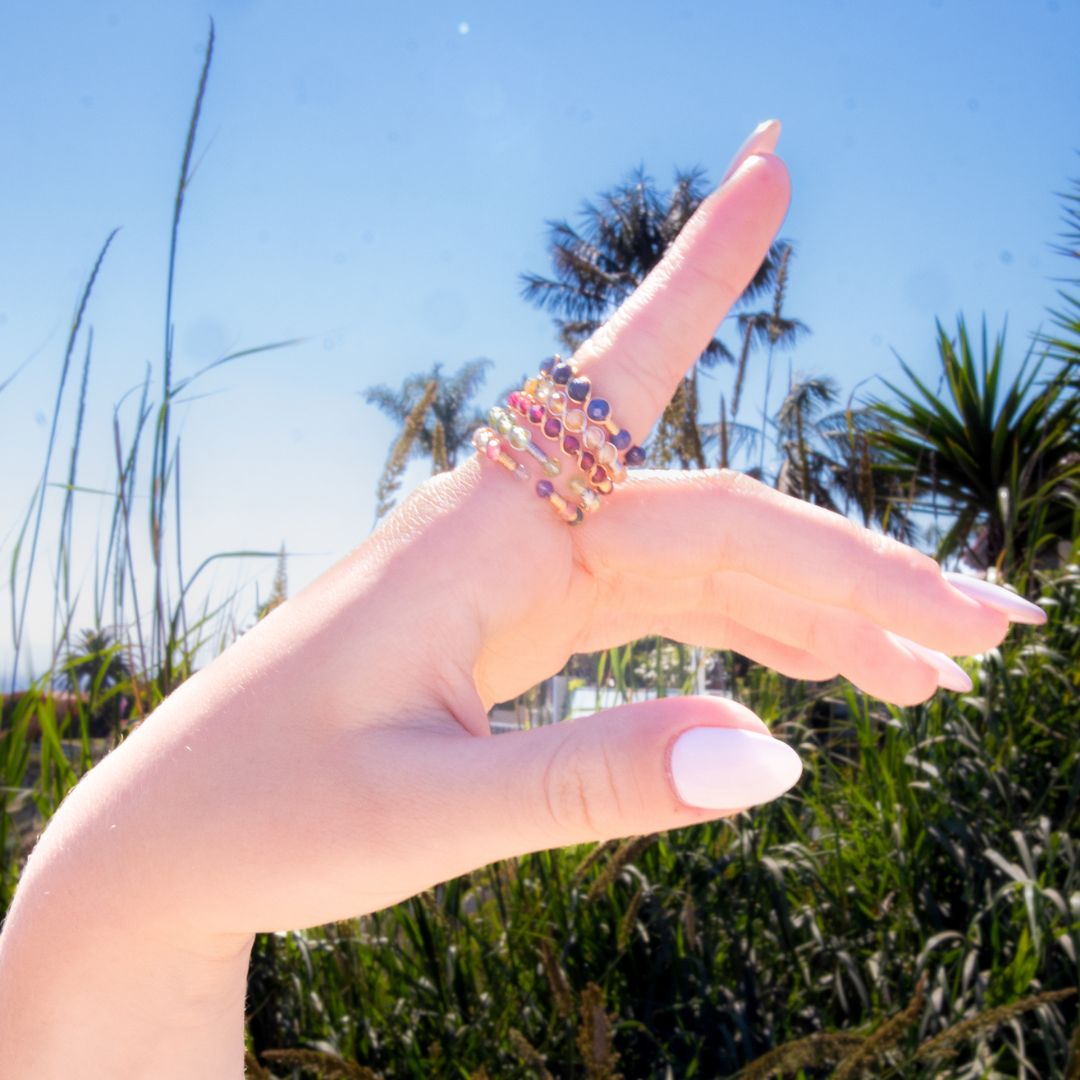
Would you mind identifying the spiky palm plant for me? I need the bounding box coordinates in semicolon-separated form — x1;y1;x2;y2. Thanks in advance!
865;315;1080;574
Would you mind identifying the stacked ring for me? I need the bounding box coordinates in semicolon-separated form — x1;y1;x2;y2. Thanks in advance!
537;355;647;470
471;353;647;527
473;421;591;525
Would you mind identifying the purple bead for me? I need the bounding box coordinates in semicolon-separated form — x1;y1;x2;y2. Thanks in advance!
611;428;632;451
552;363;573;385
579;451;596;471
625;445;646;467
536;479;554;498
538;357;556;375
587;398;610;421
567;376;591;402
543;417;562;439
592;466;608;485
562;433;581;454
528;403;545;424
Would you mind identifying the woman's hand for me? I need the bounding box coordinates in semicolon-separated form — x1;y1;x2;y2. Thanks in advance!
0;121;1045;1078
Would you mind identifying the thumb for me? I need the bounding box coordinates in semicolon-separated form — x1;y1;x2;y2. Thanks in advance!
429;695;804;867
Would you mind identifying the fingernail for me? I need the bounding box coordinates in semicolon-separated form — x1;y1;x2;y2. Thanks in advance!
942;571;1047;625
721;119;782;183
891;634;973;693
668;727;802;810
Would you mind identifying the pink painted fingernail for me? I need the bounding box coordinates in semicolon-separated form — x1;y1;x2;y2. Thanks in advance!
721;119;782;183
942;572;1047;625
891;635;973;693
669;727;802;810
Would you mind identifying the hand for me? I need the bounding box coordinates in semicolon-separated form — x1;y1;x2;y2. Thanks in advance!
0;121;1043;1077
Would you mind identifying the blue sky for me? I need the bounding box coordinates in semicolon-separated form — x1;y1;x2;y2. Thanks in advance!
1;0;1077;681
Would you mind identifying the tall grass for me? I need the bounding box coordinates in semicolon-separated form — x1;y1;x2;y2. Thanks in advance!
1;22;292;906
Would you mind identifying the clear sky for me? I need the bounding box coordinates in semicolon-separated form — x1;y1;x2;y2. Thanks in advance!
1;0;1078;682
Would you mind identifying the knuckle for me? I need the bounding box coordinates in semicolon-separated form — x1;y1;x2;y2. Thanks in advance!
540;729;625;840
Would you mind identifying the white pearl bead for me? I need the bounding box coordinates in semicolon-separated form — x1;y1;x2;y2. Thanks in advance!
599;442;618;466
496;414;514;435
542;458;562;477
536;382;552;403
509;426;529;450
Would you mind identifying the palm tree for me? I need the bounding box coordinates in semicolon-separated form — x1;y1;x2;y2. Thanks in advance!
363;359;493;520
864;316;1080;574
521;167;793;469
363;358;492;469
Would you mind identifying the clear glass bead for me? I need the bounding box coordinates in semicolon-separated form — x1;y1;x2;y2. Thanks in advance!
496;414;514;435
564;408;587;433
598;442;618;467
548;391;567;415
542;457;562;477
583;425;605;451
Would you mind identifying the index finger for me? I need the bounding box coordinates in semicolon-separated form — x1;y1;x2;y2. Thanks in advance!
569;148;791;444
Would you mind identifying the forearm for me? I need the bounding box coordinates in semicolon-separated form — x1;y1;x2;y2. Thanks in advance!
0;527;438;1078
0;723;256;1079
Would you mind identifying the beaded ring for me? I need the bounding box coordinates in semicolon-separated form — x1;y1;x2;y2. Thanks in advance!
472;425;591;525
472;354;648;527
538;355;647;470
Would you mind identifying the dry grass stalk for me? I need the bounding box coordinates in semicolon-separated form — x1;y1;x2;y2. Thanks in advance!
508;1027;554;1080
538;937;574;1020
576;982;622;1080
244;1049;272;1079
680;892;699;953
261;1047;381;1079
373;377;438;520
586;834;656;902
832;971;927;1079
913;986;1077;1062
737;1032;863;1079
616;883;645;952
571;839;618;886
431;418;449;473
1065;1013;1080;1080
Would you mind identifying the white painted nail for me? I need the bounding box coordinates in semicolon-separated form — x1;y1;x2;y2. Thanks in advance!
721;119;782;182
669;727;802;810
891;635;973;693
942;571;1047;625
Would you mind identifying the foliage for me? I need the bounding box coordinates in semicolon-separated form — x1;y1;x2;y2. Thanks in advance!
362;358;493;482
864;315;1080;577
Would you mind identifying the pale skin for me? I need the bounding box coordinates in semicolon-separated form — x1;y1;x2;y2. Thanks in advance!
0;122;1038;1078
